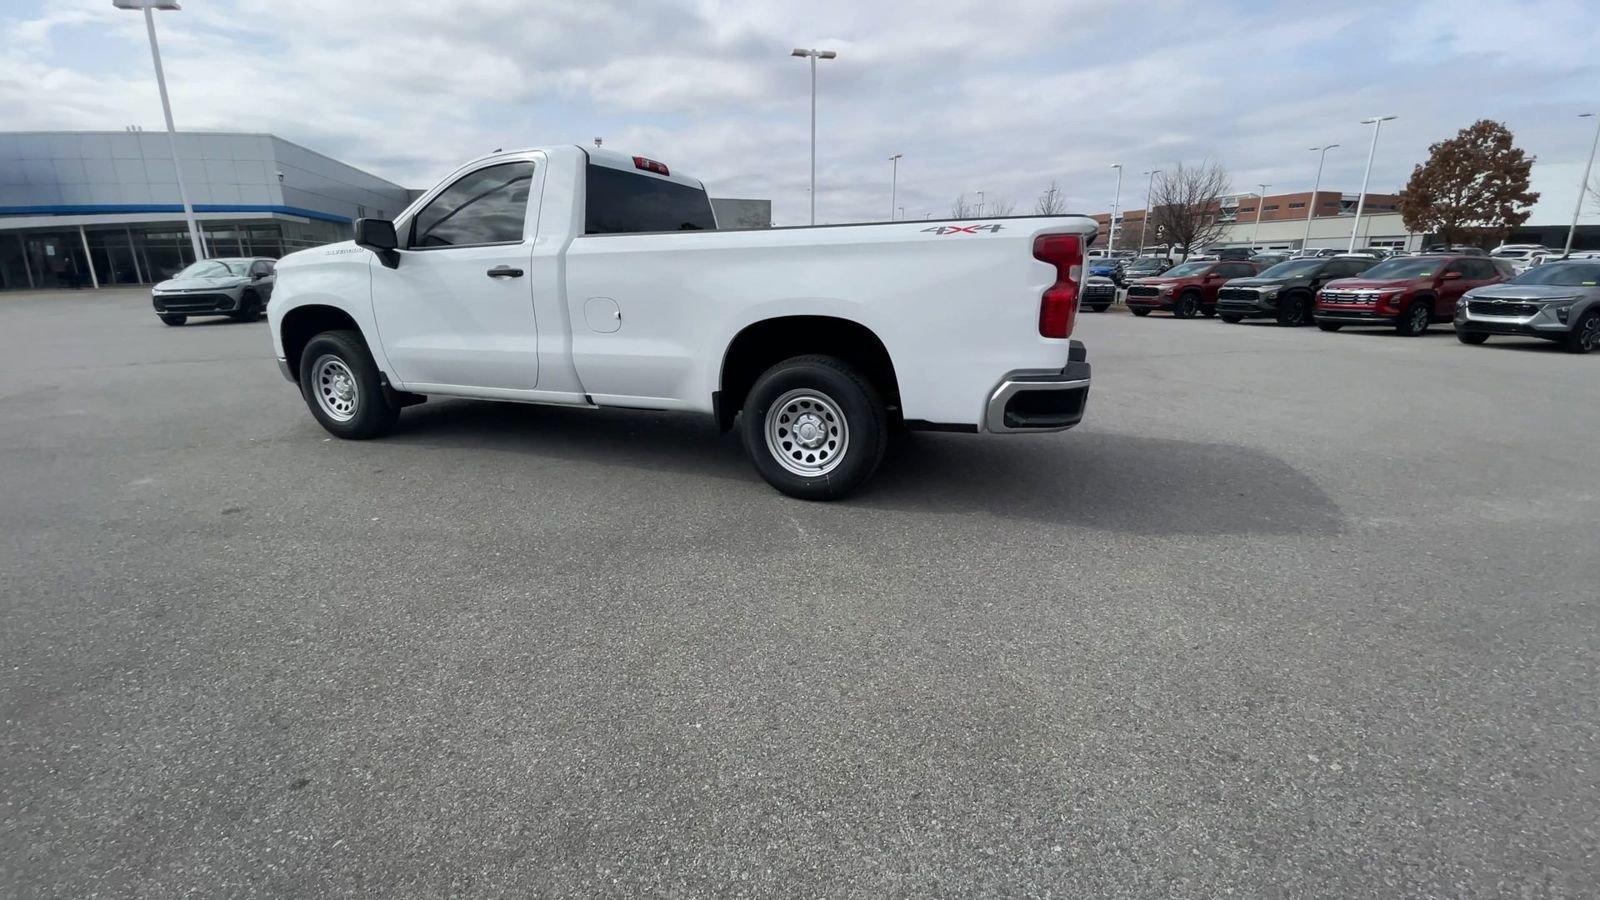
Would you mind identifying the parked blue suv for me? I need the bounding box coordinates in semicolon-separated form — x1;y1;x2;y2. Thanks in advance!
1089;256;1129;286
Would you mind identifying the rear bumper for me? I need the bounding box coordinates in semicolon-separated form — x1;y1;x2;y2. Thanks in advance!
984;342;1091;434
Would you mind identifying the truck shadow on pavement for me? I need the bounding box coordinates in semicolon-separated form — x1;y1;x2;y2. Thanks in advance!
391;400;1343;536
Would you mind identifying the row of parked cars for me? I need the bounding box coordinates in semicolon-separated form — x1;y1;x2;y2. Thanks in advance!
1083;251;1600;354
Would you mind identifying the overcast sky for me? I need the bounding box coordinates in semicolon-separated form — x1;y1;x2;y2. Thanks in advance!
4;0;1598;225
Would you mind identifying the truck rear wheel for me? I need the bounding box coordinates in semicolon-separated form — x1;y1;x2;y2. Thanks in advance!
740;355;887;500
298;330;399;439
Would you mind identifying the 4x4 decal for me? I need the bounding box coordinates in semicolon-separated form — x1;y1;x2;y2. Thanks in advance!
922;223;1004;235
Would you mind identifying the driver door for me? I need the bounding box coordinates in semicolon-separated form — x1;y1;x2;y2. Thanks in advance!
369;158;542;391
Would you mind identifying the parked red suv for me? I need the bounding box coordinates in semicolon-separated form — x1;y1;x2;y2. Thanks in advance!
1125;259;1260;318
1314;254;1507;336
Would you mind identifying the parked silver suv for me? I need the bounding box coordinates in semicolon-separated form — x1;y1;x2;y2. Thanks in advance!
1454;259;1600;353
152;257;277;326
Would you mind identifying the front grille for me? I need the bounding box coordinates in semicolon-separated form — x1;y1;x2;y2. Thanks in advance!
1217;287;1259;301
1127;285;1161;299
154;293;233;312
1469;300;1538;317
1082;283;1116;301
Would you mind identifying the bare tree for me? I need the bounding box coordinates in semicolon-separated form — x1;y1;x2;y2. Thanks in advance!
1148;159;1230;259
951;194;979;218
985;198;1016;217
1035;180;1066;215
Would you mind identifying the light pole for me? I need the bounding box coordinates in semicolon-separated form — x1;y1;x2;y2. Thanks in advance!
1349;115;1396;252
1139;169;1160;254
791;48;836;226
1305;144;1338;251
1250;183;1270;249
1565;113;1600;256
114;0;205;262
975;190;985;216
897;205;905;221
1108;163;1124;254
888;154;902;221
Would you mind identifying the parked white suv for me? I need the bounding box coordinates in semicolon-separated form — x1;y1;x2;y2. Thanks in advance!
268;146;1097;499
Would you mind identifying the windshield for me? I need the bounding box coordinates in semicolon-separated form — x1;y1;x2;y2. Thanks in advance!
1359;257;1444;280
1163;261;1213;277
1258;259;1325;278
1509;262;1600;287
175;260;248;278
1126;259;1164;270
1492;250;1530;259
1090;258;1121;266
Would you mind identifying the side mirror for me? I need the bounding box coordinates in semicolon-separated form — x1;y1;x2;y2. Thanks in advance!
251;271;268;281
1206;272;1221;280
354;217;400;268
1441;271;1462;280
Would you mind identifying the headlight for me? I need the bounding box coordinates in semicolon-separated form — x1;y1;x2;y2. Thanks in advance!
1159;285;1174;295
1259;287;1279;299
1541;295;1583;308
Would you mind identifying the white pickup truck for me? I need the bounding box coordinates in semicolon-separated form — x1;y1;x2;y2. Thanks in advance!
267;146;1096;499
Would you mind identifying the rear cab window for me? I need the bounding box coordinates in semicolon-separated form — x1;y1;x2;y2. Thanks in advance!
585;163;717;235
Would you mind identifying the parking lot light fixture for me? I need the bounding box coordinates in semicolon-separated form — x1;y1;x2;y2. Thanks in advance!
114;0;206;263
1140;170;1161;253
1350;116;1396;253
1251;183;1270;249
1565;113;1600;256
1109;163;1124;253
888;154;902;220
1306;144;1338;250
791;48;836;226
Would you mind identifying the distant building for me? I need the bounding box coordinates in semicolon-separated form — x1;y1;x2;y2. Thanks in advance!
711;197;771;229
0;130;410;290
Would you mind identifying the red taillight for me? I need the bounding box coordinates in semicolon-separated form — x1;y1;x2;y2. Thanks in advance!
1033;233;1082;338
633;156;670;176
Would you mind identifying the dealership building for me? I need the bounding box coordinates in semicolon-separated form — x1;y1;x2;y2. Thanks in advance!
0;130;411;290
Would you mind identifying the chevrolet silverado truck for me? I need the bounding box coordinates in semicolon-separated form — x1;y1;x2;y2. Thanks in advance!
267;146;1097;499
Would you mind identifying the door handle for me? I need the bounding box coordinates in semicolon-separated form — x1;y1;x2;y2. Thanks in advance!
486;266;524;278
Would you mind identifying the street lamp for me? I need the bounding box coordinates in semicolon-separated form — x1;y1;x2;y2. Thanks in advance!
1139;169;1161;253
1251;183;1270;249
1108;163;1124;254
1565;113;1600;256
888;154;903;221
791;48;836;226
1305;144;1338;251
897;205;905;221
114;0;205;262
1349;115;1396;252
975;190;984;216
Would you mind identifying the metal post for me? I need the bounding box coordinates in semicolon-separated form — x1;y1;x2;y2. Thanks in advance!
1108;164;1123;254
18;233;36;289
125;226;144;283
140;6;205;261
889;154;902;220
78;224;100;289
1350;116;1394;252
1251;183;1270;249
1305;145;1336;250
1140;169;1160;254
1565;113;1600;256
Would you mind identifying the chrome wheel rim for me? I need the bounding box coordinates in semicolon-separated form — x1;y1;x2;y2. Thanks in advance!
765;389;849;477
312;354;359;422
1582;315;1600;350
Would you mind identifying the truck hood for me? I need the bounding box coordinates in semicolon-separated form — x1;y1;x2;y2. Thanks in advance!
1466;283;1594;300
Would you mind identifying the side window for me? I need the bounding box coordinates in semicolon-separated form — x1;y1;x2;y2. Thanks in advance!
1468;259;1498;279
250;261;271;276
1224;263;1252;277
408;162;535;248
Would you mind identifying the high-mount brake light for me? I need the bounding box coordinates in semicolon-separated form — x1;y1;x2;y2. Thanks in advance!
633;156;670;176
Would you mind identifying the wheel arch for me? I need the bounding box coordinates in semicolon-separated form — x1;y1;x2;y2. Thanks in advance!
279;304;370;385
716;315;899;432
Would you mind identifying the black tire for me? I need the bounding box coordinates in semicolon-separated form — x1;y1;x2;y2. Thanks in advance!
1316;321;1343;332
231;291;262;322
1220;314;1243;324
1456;331;1489;346
1397;299;1431;336
1200;305;1217;318
739;355;887;501
297;330;399;439
1275;292;1311;327
1173;291;1201;319
159;314;186;326
1131;308;1151;317
1563;309;1600;354
1091;303;1111;313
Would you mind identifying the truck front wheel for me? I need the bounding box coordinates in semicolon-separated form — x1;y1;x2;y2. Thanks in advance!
298;330;399;439
740;355;887;500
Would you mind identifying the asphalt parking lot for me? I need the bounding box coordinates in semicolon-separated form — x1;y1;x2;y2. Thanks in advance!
3;287;1597;897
